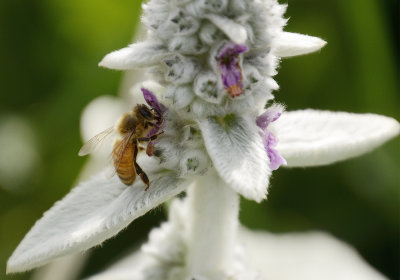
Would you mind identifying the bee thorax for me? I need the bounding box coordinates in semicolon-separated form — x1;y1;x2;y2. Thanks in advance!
117;113;137;134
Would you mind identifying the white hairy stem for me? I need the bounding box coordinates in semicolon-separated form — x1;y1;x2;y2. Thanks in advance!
186;170;239;279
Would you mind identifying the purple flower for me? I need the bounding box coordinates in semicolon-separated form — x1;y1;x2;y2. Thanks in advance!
216;42;248;98
257;105;287;170
141;88;166;116
141;88;166;156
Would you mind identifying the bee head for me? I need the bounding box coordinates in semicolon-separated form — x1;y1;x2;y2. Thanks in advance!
137;105;155;121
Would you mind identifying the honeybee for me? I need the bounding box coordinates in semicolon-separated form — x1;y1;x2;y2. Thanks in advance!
79;104;163;190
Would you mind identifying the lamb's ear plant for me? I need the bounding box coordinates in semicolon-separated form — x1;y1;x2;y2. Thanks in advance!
7;0;399;279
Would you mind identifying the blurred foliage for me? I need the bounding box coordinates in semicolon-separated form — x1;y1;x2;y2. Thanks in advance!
0;0;398;279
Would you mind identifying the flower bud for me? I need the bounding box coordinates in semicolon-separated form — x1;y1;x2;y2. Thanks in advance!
165;85;195;109
163;54;200;84
194;71;223;104
179;149;209;176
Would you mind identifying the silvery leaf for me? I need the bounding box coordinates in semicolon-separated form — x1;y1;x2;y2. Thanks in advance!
272;110;400;167
7;170;191;273
198;114;270;202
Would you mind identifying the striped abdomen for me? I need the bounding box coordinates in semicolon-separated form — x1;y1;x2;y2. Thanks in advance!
113;139;136;185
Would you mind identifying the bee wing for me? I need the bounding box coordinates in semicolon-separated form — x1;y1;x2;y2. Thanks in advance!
104;154;118;179
78;126;116;156
113;130;135;170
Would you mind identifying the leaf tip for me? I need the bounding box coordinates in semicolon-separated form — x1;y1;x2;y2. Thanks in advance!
274;32;327;58
6;257;22;274
98;48;132;70
98;53;114;69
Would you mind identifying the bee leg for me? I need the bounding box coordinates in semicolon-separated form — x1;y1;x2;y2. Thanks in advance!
138;136;152;142
138;132;164;156
134;162;150;190
138;131;164;142
133;145;150;190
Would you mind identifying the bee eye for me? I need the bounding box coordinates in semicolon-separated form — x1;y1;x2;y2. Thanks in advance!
139;106;154;120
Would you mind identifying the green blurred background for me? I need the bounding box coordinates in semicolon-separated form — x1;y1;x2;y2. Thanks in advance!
0;0;398;279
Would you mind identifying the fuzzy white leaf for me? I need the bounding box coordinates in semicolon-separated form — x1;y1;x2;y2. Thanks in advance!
86;199;190;280
239;227;388;280
273;32;327;57
271;110;400;167
85;226;387;280
7;171;191;273
31;253;89;280
85;251;159;280
198;115;270;202
99;42;168;70
205;14;247;44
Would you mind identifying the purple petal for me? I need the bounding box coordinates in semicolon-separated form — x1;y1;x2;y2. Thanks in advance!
256;109;282;130
141;88;164;115
141;88;166;155
216;42;248;98
263;132;287;170
257;105;286;170
217;42;248;59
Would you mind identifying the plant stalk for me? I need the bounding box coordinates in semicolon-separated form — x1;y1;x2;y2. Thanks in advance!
185;169;240;279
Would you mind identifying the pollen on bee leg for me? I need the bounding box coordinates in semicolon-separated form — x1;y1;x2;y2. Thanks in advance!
146;142;155;156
